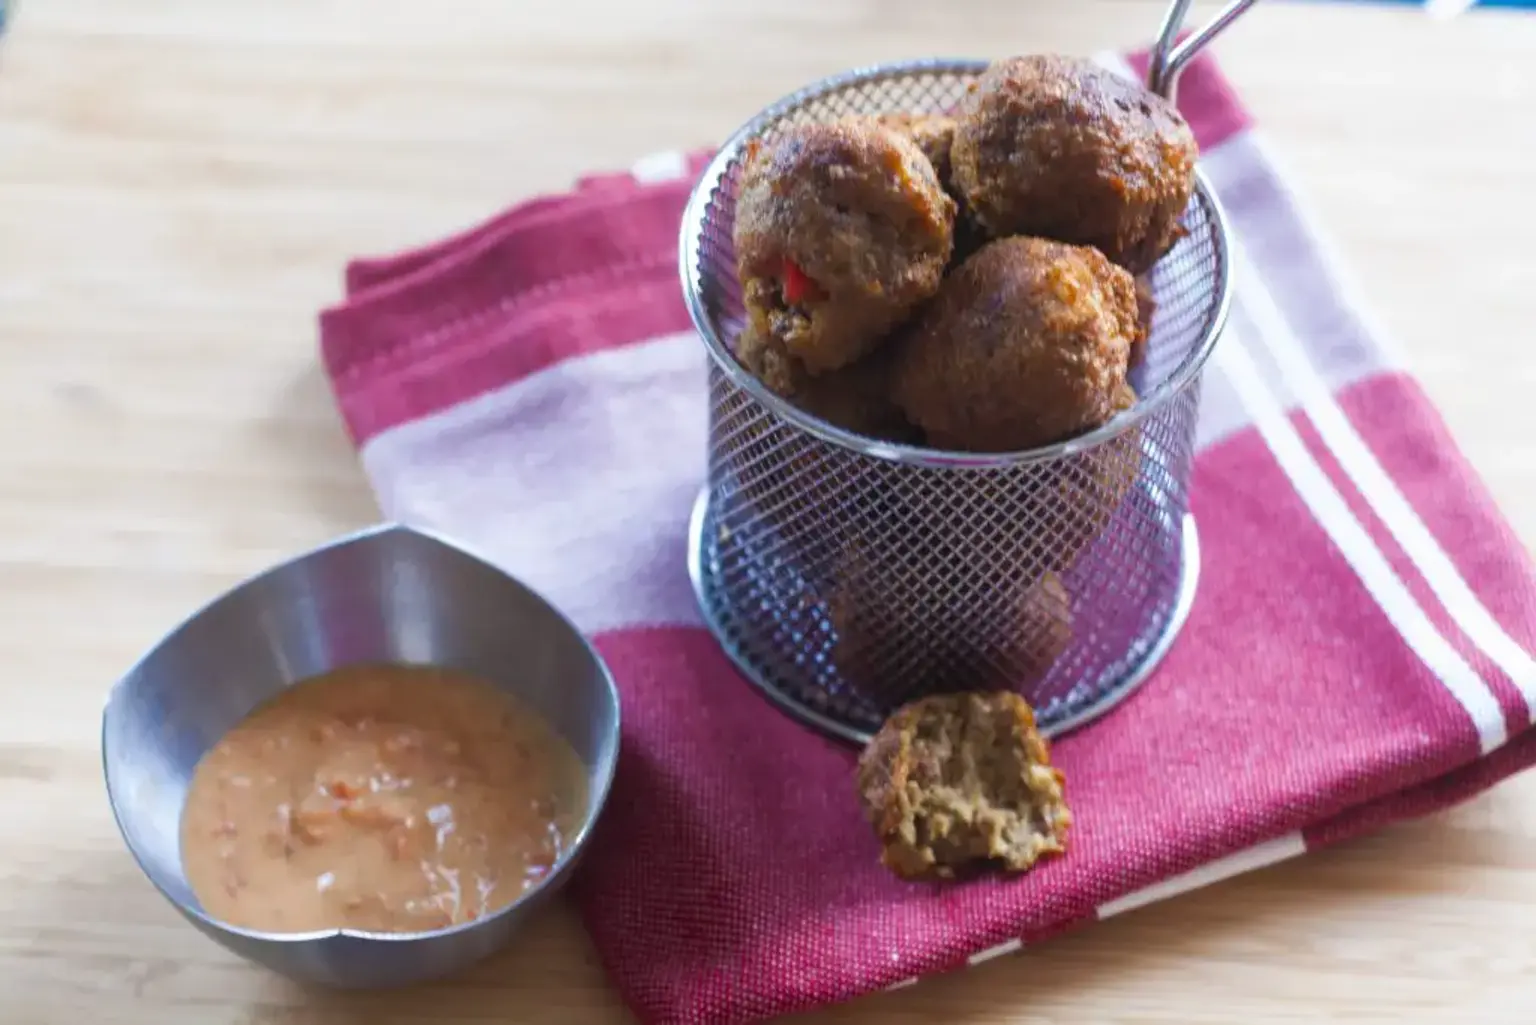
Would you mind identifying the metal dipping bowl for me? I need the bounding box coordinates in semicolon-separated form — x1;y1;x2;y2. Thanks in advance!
101;523;621;989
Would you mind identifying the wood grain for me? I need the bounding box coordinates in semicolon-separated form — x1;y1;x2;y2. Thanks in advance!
3;1;1535;1022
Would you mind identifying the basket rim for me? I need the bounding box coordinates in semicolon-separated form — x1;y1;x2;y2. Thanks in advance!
677;57;1234;470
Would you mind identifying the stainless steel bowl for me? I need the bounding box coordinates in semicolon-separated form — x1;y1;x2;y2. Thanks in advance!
100;522;622;988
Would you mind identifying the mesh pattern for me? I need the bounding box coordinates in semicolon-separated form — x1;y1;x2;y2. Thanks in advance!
683;61;1229;742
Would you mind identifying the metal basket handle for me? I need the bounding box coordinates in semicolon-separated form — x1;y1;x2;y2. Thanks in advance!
1147;0;1263;102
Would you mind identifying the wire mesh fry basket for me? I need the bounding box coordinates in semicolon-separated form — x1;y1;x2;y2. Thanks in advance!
680;3;1253;746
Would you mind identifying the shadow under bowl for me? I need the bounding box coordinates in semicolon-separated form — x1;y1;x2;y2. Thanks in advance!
101;522;621;989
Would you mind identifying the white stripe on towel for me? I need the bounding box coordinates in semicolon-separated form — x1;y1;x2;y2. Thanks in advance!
1224;234;1536;718
1097;833;1308;918
1208;134;1410;375
361;330;709;635
1214;326;1506;753
1098;45;1509;744
966;938;1024;966
630;150;690;184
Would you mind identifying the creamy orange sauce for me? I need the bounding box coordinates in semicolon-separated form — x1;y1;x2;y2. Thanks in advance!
180;664;586;935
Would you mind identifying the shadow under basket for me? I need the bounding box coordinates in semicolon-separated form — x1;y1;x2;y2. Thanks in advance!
679;59;1233;746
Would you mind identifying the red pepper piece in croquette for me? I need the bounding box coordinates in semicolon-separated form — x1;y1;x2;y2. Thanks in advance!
781;259;825;306
733;118;955;373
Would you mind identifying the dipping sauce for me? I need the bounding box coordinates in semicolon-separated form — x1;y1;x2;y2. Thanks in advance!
180;664;586;934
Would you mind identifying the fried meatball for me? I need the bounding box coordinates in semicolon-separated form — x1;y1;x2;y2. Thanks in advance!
734;117;956;374
876;111;990;269
876;112;958;186
1031;381;1142;574
1131;273;1156;369
722;323;918;588
735;321;919;443
951;55;1198;274
857;691;1072;881
829;521;1074;707
891;236;1140;453
949;211;991;271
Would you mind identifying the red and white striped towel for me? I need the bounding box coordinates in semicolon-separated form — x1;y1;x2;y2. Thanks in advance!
319;51;1536;1025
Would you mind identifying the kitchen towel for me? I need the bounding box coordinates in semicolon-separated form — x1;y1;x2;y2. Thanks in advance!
319;50;1536;1025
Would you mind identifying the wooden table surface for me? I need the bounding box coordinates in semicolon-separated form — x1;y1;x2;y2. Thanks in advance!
4;1;1536;1022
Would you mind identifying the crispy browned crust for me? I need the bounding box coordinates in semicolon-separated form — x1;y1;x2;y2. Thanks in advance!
856;691;1072;881
1131;273;1156;369
951;55;1198;274
876;111;990;270
734;116;956;374
735;320;920;443
890;236;1140;453
875;112;958;186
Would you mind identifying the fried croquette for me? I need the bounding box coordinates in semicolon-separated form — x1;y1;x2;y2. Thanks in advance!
734;117;956;375
891;236;1141;453
875;112;958;186
876;111;991;269
856;691;1072;881
951;55;1198;274
1131;273;1156;369
831;554;1074;708
735;321;918;443
1030;380;1142;574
